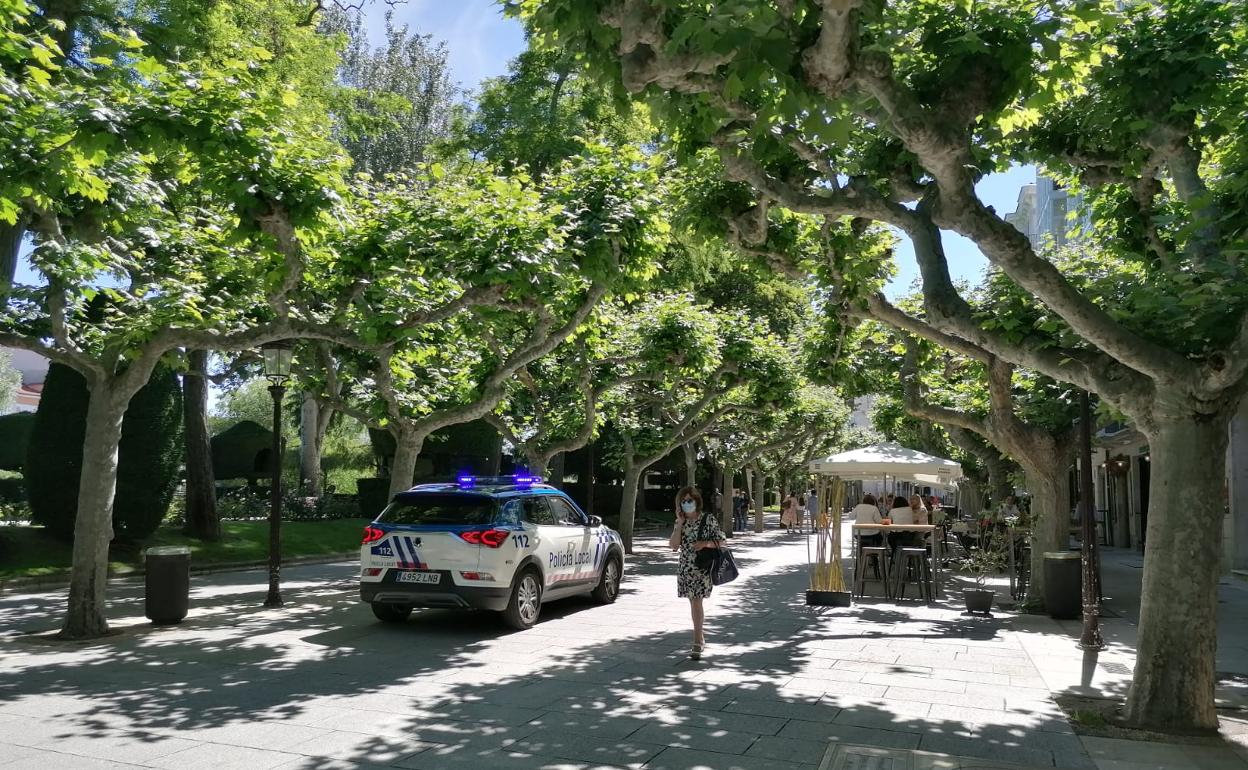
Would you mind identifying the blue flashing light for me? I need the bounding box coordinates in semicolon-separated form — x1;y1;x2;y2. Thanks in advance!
513;474;536;488
457;475;476;489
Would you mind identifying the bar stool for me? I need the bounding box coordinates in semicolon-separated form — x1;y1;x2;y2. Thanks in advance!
854;545;891;598
892;547;932;602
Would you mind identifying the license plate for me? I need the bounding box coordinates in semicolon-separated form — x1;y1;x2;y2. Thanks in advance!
395;571;441;585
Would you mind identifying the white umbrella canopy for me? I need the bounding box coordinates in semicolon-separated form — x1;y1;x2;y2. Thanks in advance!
808;442;964;484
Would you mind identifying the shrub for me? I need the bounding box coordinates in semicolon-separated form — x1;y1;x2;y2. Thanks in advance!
0;412;35;471
114;365;183;541
356;477;391;520
0;475;25;503
25;364;91;539
0;499;32;522
27;363;183;541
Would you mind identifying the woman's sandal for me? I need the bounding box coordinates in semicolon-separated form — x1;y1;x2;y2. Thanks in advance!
690;643;704;661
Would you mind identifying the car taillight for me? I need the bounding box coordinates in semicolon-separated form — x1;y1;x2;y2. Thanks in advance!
362;526;385;544
458;529;509;548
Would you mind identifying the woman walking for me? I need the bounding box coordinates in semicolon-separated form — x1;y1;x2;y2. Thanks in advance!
781;492;799;530
669;486;724;660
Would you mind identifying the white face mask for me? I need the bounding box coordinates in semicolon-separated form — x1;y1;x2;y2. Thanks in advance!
681;500;697;514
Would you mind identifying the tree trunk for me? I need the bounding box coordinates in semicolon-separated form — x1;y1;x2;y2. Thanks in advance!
1023;460;1068;610
525;451;549;481
959;479;983;520
60;385;126;639
721;464;733;536
619;463;642;553
681;441;697;488
182;350;219;541
388;431;424;499
549;453;566;487
299;394;324;497
985;454;1015;511
753;467;765;532
1124;416;1229;731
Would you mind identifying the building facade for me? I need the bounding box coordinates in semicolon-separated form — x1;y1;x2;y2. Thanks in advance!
2;347;46;414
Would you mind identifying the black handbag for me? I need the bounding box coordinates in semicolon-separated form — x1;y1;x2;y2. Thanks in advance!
694;514;739;585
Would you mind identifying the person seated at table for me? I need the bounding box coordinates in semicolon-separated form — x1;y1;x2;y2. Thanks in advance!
852;494;883;546
853;491;883;576
888;496;922;558
909;494;930;525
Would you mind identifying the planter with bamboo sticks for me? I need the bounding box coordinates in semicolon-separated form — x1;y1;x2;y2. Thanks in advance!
806;474;852;607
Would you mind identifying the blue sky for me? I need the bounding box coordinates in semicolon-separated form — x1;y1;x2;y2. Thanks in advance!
362;2;1033;299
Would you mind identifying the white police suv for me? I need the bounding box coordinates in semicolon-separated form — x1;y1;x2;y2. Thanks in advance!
359;475;625;629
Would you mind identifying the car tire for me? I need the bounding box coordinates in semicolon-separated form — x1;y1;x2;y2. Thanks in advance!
371;602;412;623
591;555;622;604
503;569;542;630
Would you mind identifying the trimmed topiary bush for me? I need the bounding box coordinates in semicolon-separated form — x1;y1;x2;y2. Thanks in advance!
211;420;275;481
26;364;183;542
25;364;90;539
356;477;391;520
0;411;35;472
113;365;183;541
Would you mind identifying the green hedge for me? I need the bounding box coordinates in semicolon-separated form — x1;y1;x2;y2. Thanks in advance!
356;477;391;520
114;365;183;541
0;412;35;471
27;364;183;542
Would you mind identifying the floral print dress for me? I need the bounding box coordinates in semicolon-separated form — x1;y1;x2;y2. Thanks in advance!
677;513;725;599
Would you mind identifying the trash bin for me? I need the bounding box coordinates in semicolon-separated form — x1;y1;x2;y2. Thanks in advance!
1044;551;1082;619
145;546;190;625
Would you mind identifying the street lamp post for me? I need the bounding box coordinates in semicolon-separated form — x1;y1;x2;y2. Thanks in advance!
262;340;293;608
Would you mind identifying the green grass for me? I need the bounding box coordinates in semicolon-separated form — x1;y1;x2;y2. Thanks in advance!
0;518;370;580
1071;709;1108;729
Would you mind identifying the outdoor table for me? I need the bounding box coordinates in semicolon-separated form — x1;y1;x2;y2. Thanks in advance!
851;523;942;599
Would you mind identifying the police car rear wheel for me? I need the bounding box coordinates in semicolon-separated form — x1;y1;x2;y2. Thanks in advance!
503;570;542;630
371;602;412;623
592;556;621;604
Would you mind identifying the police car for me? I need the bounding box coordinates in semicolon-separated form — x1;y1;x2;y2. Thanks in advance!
359;475;625;629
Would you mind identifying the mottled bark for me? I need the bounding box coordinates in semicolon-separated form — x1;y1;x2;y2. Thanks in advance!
753;469;765;532
182;350;219;541
1125;416;1229;730
60;386;125;639
388;430;425;499
619;463;642;553
681;441;697;488
721;464;733;535
299;394;327;497
1024;461;1069;610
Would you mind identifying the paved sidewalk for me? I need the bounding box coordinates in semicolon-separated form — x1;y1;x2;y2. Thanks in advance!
1003;545;1248;770
0;522;1242;770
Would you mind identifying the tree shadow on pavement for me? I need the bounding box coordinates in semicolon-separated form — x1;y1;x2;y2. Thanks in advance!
0;529;1103;770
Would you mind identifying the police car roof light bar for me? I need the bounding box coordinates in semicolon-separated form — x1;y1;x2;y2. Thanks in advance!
457;475;476;489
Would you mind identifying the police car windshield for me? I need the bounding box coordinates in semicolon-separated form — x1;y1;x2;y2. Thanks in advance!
377;494;496;526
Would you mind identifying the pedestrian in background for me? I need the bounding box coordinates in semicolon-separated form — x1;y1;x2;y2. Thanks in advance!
781;492;799;530
669;486;723;660
732;489;748;531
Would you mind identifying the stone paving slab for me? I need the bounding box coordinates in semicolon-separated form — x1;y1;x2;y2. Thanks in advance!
1;522;1244;770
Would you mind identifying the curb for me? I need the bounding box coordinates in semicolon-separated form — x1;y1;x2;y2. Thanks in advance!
0;551;358;595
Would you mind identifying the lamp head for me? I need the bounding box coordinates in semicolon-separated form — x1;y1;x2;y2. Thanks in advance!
261;340;294;385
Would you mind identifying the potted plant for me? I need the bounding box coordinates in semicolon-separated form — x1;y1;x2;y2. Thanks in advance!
960;529;1009;615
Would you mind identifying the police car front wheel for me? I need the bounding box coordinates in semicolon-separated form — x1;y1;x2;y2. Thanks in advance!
592;556;621;604
503;570;542;630
372;602;413;623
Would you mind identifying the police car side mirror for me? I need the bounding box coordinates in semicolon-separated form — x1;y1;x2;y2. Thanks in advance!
587;515;602;528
